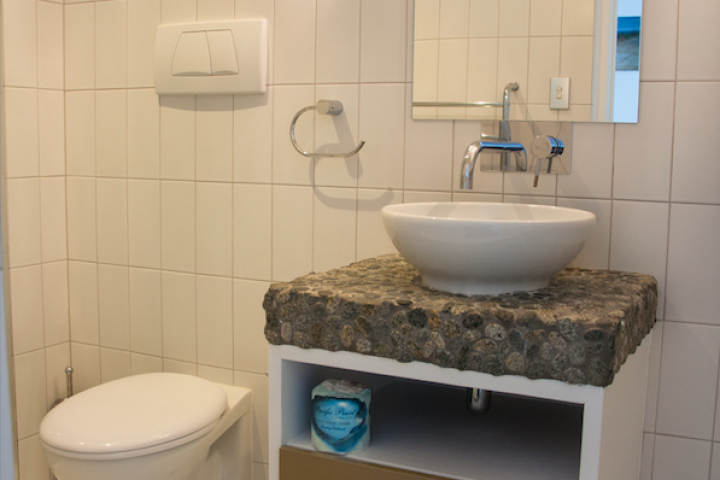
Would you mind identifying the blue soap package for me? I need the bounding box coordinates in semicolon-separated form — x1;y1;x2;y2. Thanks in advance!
311;379;371;455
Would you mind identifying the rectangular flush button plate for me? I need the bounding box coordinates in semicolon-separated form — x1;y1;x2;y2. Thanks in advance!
550;77;570;110
155;19;267;95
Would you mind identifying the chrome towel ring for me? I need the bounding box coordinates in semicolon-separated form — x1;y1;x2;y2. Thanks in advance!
289;100;366;158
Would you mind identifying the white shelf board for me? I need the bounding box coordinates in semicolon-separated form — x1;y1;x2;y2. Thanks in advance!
287;379;582;480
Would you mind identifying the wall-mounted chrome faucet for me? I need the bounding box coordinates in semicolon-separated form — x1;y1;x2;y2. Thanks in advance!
461;122;573;189
460;140;527;189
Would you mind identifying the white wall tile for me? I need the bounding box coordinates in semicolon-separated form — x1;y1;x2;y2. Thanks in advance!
672;82;720;204
6;179;42;268
357;189;401;261
5;0;37;87
129;268;163;357
273;186;313;282
5;88;39;179
467;38;499;120
234;371;269;464
38;89;66;177
314;187;357;272
360;0;407;83
527;37;561;105
676;0;720;81
358;84;406;189
653;435;712;480
496;38;529;101
98;265;130;350
65;3;95;90
68;261;100;345
404;191;452;203
412;40;439;105
234;91;273;183
128;0;161;88
66;177;97;262
274;0;315;84
314;84;360;187
161;0;196;24
128;180;161;268
415;0;440;39
128;89;161;179
163;358;198;376
198;0;234;21
316;0;360;84
14;351;46;439
234;184;272;280
96;90;128;178
561;0;595;36
40;177;67;263
71;343;101;393
43;262;70;347
559;36;594;105
640;0;678;81
100;348;132;383
711;443;720;480
468;0;498;37
644;323;663;432
234;279;270;374
437;39;469;117
66;91;96;176
665;204;720;325
197;276;233;368
556;199;611;270
38;1;64;89
404;97;454;191
161;181;196;273
198;365;234;384
10;266;44;356
273;86;315;186
96;1;128;89
499;0;529;37
97;178;129;265
609;201;669;319
196;182;233;276
18;435;49;480
162;272;197;363
253;462;270;480
613;82;675;201
557;123;614;199
656;322;720;440
196;96;234;182
235;0;275;82
504;172;556;197
530;0;561;36
161;96;195;180
131;353;163;375
46;343;71;408
439;0;469;38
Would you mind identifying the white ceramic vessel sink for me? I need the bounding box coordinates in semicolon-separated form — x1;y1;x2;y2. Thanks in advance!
381;202;596;295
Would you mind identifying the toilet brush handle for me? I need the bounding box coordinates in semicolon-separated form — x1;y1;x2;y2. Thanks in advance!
65;367;74;398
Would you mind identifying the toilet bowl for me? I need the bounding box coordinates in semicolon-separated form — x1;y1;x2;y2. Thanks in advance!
39;373;252;480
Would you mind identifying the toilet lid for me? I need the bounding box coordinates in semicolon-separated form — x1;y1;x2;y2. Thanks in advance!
40;373;228;454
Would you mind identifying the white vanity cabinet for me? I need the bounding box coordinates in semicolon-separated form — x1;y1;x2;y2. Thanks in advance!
268;334;652;480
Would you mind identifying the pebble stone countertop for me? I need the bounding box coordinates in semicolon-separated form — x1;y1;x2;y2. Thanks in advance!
263;254;657;387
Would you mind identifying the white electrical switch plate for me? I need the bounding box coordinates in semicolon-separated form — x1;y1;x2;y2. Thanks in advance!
550;77;570;110
155;19;267;95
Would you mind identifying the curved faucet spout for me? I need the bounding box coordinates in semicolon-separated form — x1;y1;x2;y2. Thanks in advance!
460;140;527;189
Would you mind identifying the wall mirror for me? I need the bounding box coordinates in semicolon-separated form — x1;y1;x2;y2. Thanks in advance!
412;0;642;123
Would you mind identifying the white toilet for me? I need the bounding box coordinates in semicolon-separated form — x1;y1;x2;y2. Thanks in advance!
39;373;252;480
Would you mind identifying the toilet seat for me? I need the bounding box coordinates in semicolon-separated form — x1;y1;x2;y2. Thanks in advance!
40;373;228;457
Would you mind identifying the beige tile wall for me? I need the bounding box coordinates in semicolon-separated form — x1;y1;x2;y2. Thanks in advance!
3;0;68;477
1;0;720;479
413;0;596;120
